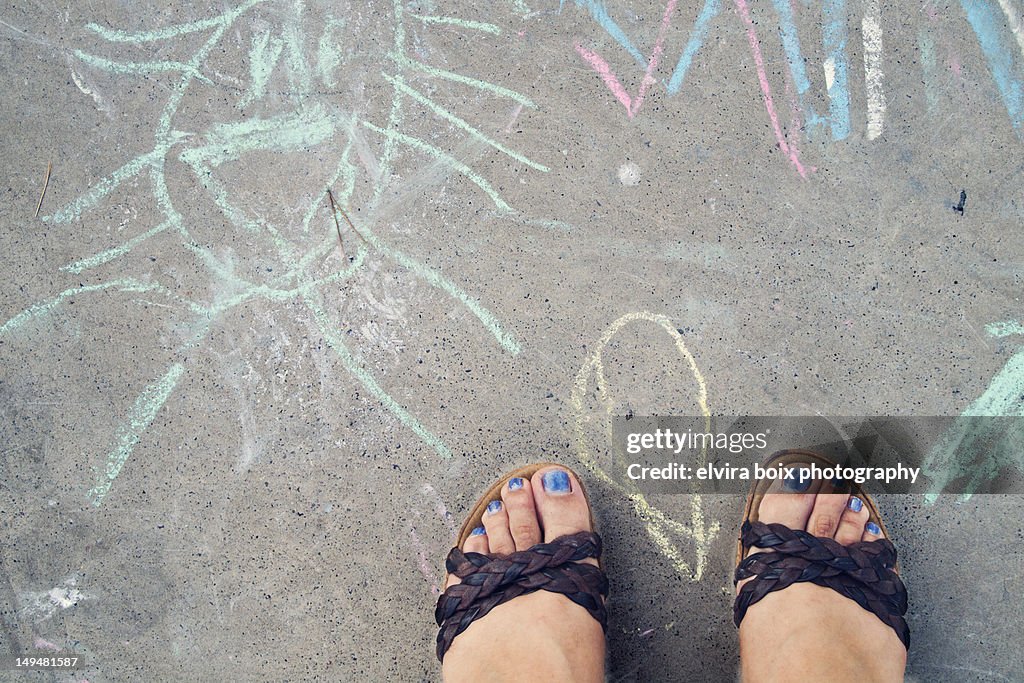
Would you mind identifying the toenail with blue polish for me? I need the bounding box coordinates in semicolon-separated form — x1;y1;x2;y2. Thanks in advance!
486;500;502;514
470;526;486;536
847;496;863;512
508;477;524;491
865;522;881;535
783;469;812;492
542;469;571;493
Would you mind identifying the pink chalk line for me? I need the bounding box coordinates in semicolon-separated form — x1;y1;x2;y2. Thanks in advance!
782;63;806;152
407;483;459;597
409;524;441;596
33;637;61;651
781;0;808;152
924;4;965;82
734;0;810;178
574;0;680;119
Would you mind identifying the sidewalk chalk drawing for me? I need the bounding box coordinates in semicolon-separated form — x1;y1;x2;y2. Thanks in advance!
571;311;720;581
19;576;92;623
569;0;1024;175
409;483;457;597
921;320;1024;502
2;0;547;505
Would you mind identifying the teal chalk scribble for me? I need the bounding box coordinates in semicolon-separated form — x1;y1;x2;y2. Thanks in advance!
409;13;501;35
316;17;347;87
0;279;197;336
86;363;185;506
986;320;1024;338
241;31;285;106
922;345;1024;502
74;49;213;84
381;73;549;172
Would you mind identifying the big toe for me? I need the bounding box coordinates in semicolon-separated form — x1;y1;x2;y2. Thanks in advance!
753;462;822;535
739;462;822;592
530;466;593;543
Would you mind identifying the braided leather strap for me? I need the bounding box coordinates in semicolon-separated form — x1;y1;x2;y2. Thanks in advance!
734;520;909;649
434;531;608;662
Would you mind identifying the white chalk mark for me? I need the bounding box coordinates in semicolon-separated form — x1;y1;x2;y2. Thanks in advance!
0;17;52;46
421;483;457;536
20;577;91;622
33;637;62;651
409;526;441;596
997;0;1024;62
348;119;381;183
617;162;641;186
69;67;112;116
862;0;885;140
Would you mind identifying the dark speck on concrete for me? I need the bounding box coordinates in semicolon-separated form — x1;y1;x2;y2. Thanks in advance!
953;189;967;215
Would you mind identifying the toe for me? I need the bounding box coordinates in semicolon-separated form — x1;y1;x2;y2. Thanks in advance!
501;475;542;550
754;464;819;534
446;526;489;590
482;500;515;555
807;493;850;538
862;519;883;541
746;464;819;563
834;495;870;544
463;526;489;554
530;466;592;543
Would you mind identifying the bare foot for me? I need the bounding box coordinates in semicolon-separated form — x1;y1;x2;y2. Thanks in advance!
440;467;606;683
738;470;907;683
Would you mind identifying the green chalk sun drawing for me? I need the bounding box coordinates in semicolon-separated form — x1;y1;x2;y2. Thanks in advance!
3;0;544;505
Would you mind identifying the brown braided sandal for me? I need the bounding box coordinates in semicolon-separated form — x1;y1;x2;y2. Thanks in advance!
434;463;609;662
733;449;910;650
